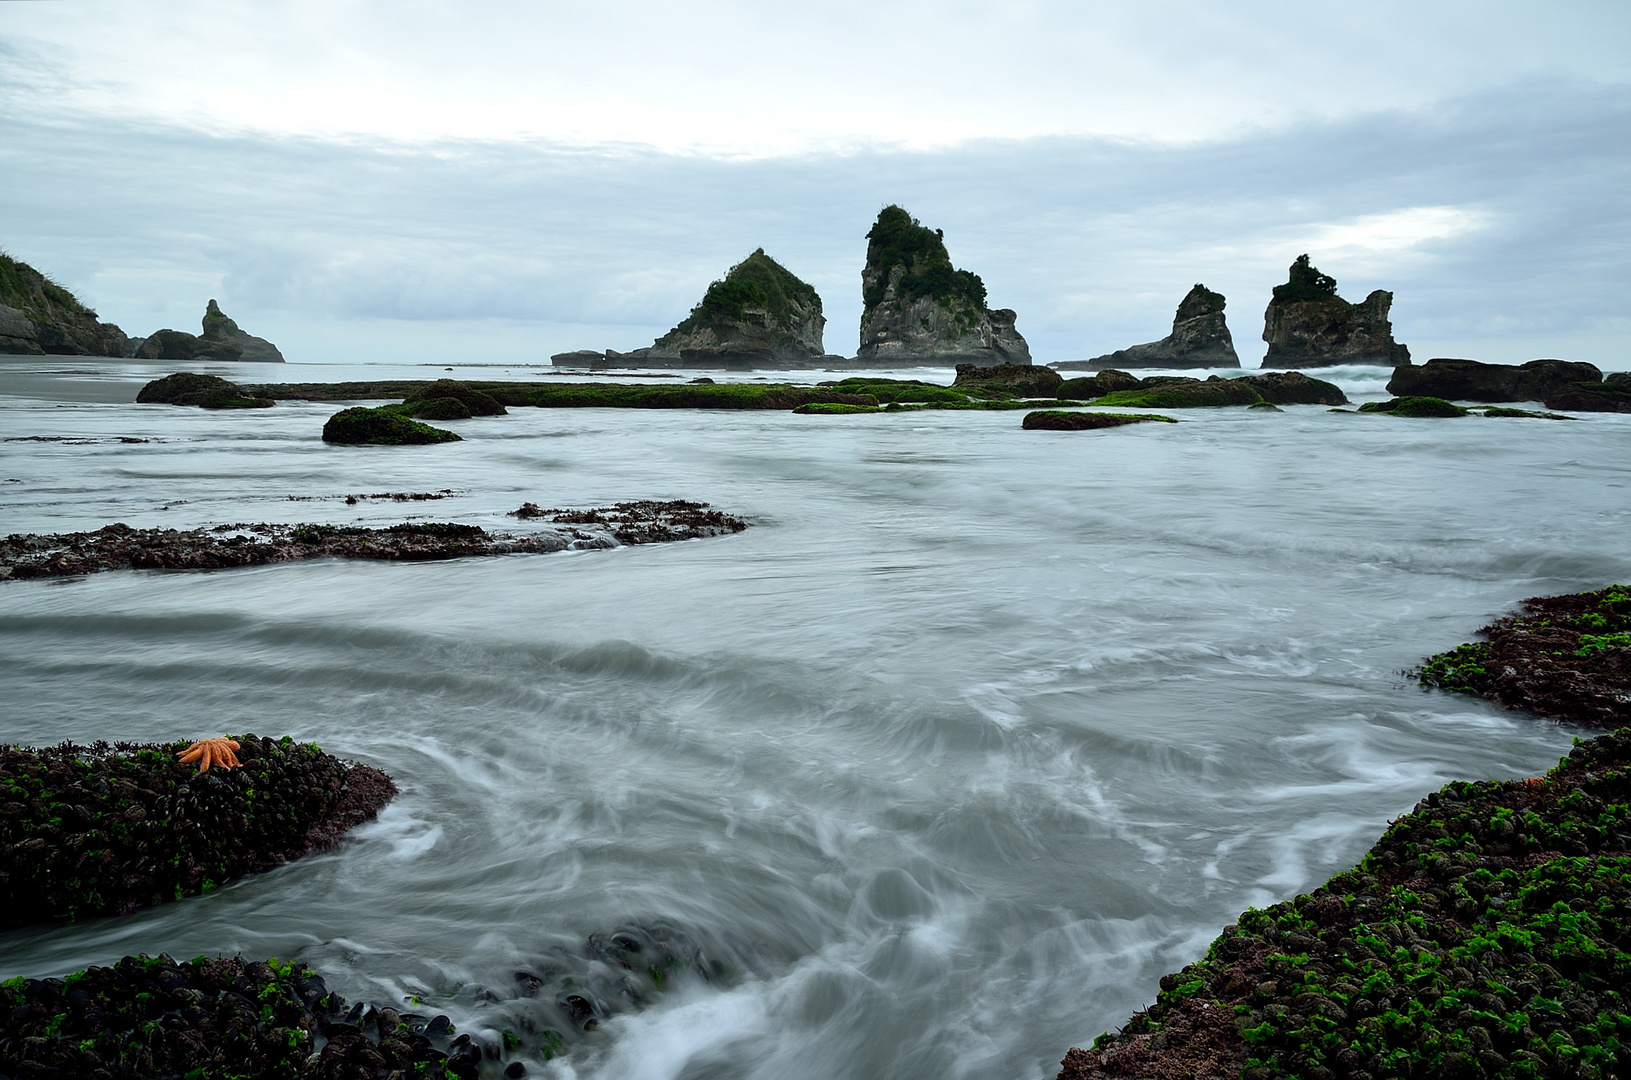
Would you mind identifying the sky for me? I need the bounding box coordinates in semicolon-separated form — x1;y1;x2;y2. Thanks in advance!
2;0;1629;366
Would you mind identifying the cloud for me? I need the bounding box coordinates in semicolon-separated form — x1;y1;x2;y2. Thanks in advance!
0;74;1626;365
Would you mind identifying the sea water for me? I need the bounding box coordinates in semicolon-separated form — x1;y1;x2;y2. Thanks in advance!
1;357;1627;1079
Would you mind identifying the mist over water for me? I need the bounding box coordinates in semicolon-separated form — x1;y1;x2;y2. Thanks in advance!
1;360;1628;1078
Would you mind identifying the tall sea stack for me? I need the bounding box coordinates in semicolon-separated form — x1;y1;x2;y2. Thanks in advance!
133;299;285;363
649;249;826;367
856;206;1030;366
1260;255;1409;368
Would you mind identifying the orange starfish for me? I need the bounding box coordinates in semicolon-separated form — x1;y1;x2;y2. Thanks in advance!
178;737;241;772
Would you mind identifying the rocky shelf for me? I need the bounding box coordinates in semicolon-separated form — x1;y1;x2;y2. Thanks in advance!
1057;584;1631;1080
0;503;749;582
0;735;395;930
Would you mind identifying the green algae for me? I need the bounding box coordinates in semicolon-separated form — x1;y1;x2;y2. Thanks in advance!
322;407;462;445
1091;381;1264;409
1358;397;1469;417
1021;410;1177;430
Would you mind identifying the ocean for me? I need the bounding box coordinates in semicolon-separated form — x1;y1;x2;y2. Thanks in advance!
2;356;1627;1079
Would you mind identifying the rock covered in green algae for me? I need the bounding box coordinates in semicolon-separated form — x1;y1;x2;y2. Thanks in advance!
0;955;463;1080
1545;379;1631;413
1022;410;1177;430
954;362;1063;397
0;735;395;928
1419;584;1631;728
1057;369;1144;400
322;406;462;444
1059;727;1631;1080
1358;396;1468;417
135;371;274;409
1261;255;1411;369
1092;376;1265;409
856;205;1031;366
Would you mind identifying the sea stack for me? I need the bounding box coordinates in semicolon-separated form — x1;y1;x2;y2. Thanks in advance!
1260;255;1409;368
0;252;133;356
650;249;826;367
855;206;1030;366
1081;284;1239;369
134;299;285;363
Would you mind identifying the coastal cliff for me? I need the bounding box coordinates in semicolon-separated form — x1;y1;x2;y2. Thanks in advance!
0;252;132;356
855;205;1031;366
1072;284;1240;369
1261;255;1409;368
134;299;285;363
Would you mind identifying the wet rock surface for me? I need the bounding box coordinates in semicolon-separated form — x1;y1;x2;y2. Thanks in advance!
135;371;274;409
1387;358;1603;403
0;735;395;929
1544;380;1631;413
322;406;462;445
1418;584;1631;728
1060;727;1631;1080
954;362;1063;397
0;505;748;581
1022;410;1177;430
1077;284;1241;369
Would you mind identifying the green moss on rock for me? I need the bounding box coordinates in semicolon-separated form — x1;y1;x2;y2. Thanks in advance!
322;407;462;445
1022;411;1177;430
1092;379;1264;409
1358;396;1469;417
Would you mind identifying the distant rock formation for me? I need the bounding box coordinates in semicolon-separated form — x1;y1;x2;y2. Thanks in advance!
134;300;285;363
0;252;132;356
1076;285;1240;369
855;206;1031;366
1260;255;1410;368
1387;357;1602;402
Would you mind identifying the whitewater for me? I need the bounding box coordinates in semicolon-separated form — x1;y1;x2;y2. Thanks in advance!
2;356;1628;1079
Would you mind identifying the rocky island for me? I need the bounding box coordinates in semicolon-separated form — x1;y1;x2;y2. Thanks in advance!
855;205;1031;366
134;298;285;363
553;249;843;370
1058;284;1240;370
1261;255;1410;368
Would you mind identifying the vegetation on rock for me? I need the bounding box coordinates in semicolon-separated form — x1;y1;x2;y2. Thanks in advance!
1270;255;1340;305
1419;585;1631;727
1022;411;1177;430
1358;397;1469;417
1093;379;1265;409
666;248;822;337
863;205;987;311
135;371;273;409
0;736;394;928
1061;728;1631;1080
322;406;462;445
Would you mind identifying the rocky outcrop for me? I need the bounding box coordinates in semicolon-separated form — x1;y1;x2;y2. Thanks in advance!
1260;255;1410;368
136;372;273;409
1077;284;1240;369
1545;379;1631;413
856;205;1031;365
0;252;132;356
134;299;285;363
650;249;826;367
1386;356;1602;402
1057;370;1347;407
953;363;1062;397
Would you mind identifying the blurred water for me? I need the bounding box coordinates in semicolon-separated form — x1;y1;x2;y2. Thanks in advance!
1;362;1627;1079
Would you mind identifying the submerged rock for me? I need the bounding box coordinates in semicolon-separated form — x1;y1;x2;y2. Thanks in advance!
648;248;827;367
0;251;133;356
1260;255;1410;368
1022;411;1176;430
134;299;285;363
1386;356;1602;402
1357;396;1468;417
1234;370;1348;405
1057;369;1143;400
1081;284;1240;369
856;205;1031;366
401;378;507;417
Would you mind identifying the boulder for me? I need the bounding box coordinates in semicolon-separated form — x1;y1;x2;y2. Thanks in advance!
0;252;133;356
1260;255;1410;368
1235;370;1349;406
321;407;462;445
1081;284;1240;369
648;249;826;368
401;379;506;416
1057;369;1142;400
1387;357;1603;402
953;363;1062;398
1357;396;1468;417
856;205;1031;365
135;371;272;409
1544;380;1631;413
134;328;212;362
1094;376;1264;409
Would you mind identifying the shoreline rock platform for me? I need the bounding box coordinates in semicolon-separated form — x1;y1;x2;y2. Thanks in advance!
0;503;749;582
1057;584;1631;1080
0;735;395;930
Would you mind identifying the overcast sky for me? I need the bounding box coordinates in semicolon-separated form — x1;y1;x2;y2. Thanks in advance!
2;0;1628;365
